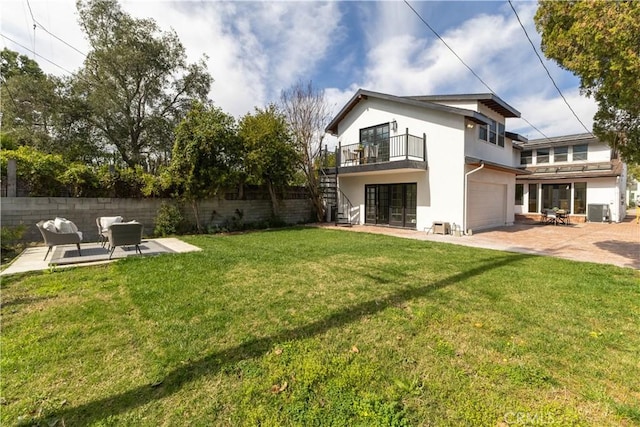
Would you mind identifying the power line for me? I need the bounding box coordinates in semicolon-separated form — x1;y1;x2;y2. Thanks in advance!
25;0;87;58
403;0;550;140
25;0;36;59
507;0;593;136
403;0;496;94
1;33;79;77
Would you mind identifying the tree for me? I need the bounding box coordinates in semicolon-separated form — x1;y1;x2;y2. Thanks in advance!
169;102;242;232
280;81;331;221
238;104;298;217
1;49;105;163
535;1;640;163
1;48;57;151
1;48;44;79
74;0;212;169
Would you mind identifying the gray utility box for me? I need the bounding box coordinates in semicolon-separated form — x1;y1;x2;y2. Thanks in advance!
587;204;610;223
432;221;451;235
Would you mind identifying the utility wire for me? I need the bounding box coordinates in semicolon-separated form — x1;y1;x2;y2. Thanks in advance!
25;0;87;58
26;0;36;59
507;0;593;136
403;0;496;94
1;33;80;77
403;0;550;140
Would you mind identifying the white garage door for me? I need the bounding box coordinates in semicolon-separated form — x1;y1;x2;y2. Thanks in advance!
468;181;507;231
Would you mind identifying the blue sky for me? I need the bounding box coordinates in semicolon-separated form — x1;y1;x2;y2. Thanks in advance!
2;1;597;141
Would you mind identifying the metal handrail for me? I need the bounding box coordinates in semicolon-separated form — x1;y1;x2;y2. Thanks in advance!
336;187;354;226
338;132;425;167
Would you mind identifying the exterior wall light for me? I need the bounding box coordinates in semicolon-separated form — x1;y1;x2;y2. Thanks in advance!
391;119;397;131
466;122;475;129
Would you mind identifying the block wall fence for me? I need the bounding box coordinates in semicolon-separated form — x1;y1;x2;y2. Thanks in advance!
1;197;314;243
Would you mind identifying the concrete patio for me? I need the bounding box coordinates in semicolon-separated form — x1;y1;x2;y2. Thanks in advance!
1;237;201;276
320;214;639;270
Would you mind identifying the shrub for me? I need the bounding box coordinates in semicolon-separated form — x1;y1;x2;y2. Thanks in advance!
1;146;67;196
59;163;100;197
154;202;185;236
1;224;27;265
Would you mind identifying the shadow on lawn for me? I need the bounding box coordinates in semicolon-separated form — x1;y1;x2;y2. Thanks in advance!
39;253;529;424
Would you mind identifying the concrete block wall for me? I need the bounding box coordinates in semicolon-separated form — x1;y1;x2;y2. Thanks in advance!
1;197;314;243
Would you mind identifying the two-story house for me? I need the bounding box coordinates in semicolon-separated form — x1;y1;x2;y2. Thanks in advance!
325;89;527;233
514;134;627;223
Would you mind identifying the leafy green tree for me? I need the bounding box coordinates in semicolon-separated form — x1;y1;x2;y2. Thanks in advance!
170;102;242;232
238;104;298;217
1;48;57;151
535;1;640;163
1;49;100;162
1;48;44;79
74;0;212;169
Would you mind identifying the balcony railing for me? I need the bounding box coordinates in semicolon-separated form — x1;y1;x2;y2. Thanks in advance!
338;132;426;168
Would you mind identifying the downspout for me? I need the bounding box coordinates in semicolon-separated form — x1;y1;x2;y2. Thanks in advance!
463;162;485;235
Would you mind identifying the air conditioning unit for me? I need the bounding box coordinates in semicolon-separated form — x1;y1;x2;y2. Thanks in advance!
432;221;451;235
587;204;610;223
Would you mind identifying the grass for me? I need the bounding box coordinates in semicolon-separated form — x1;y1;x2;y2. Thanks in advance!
1;227;639;426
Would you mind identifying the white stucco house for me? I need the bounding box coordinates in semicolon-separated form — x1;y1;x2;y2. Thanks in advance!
325;89;528;233
325;89;628;233
514;133;627;223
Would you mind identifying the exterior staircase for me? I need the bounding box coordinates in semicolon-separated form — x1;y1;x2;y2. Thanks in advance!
319;169;352;226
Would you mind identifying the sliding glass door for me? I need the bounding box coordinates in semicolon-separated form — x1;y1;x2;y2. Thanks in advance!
365;183;416;228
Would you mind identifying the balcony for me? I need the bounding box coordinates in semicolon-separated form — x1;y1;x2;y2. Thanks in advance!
337;132;427;174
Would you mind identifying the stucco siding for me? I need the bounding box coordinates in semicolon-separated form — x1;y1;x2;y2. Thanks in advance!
587;177;623;222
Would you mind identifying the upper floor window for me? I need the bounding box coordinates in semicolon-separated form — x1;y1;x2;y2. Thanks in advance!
537;148;550;164
479;125;488;141
489;120;497;144
360;123;390;145
521;150;532;165
573;144;588;161
480;120;504;147
554;146;568;162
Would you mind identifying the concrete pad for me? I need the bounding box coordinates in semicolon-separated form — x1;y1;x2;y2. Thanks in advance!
317;216;640;270
0;238;201;277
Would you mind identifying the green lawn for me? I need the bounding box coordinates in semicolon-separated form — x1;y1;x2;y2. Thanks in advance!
1;227;639;426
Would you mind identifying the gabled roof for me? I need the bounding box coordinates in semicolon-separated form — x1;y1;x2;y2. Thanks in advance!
326;89;493;135
406;93;521;118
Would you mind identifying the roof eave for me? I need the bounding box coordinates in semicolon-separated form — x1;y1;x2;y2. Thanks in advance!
326;89;492;135
466;157;531;175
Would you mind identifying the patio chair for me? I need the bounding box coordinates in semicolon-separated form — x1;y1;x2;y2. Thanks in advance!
96;216;123;247
366;144;378;163
341;148;359;166
544;209;557;225
106;222;143;259
36;219;83;260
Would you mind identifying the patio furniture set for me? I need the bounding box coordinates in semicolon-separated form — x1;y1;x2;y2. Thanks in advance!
36;216;144;261
541;209;569;226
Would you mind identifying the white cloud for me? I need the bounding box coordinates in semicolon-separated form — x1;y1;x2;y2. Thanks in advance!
2;0;597;139
332;1;595;138
511;89;597;139
2;0;88;74
2;1;340;118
